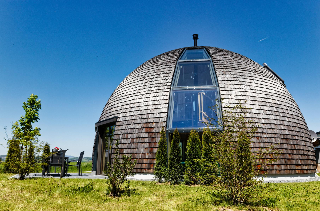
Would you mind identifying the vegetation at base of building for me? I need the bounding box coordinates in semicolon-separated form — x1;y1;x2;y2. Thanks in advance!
168;129;183;185
184;130;202;185
156;102;279;204
154;127;168;183
1;173;320;210
212;103;260;204
200;128;218;185
3;94;42;179
213;103;280;204
105;140;137;197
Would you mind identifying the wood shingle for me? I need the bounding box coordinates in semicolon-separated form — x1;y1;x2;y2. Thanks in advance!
93;46;316;175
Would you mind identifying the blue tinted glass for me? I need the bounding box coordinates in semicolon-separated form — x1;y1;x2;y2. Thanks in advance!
170;89;219;128
175;61;213;86
180;49;210;60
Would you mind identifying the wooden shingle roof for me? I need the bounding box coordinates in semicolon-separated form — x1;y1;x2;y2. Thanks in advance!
96;47;316;174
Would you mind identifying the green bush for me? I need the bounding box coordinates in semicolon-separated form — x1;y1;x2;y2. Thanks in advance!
26;143;36;175
105;140;136;197
4;139;20;173
154;127;168;183
168;129;183;184
200;128;218;185
213;103;279;204
41;143;50;175
184;130;202;185
0;162;4;173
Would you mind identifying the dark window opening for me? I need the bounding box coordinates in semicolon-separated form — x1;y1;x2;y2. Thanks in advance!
94;119;116;175
168;132;203;164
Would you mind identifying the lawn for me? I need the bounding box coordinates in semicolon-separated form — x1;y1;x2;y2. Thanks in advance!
1;173;320;211
49;161;92;174
0;160;92;175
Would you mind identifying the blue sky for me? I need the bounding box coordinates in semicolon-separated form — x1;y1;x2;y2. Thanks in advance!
0;0;319;156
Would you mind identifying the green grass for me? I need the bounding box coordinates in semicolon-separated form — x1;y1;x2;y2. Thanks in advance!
0;161;92;174
49;161;92;174
67;161;92;173
1;173;320;211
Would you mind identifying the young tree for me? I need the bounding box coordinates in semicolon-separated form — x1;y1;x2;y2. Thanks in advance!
168;129;183;184
154;127;168;182
105;139;137;197
213;103;279;204
11;94;41;179
3;138;20;173
184;130;202;185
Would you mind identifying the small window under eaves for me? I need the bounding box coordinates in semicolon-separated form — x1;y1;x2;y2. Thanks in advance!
180;49;210;60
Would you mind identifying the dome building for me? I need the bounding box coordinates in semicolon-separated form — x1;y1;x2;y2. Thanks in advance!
92;36;316;176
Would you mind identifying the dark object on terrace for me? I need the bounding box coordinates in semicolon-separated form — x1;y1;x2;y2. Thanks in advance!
47;149;68;178
67;151;84;176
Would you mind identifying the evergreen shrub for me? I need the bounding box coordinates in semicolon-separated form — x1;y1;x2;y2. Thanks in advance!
41;143;50;175
4;139;21;173
184;130;202;185
168;129;183;184
154;127;168;182
200;128;218;185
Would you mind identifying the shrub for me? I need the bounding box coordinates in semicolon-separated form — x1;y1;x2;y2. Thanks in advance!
184;130;202;185
26;143;36;175
41;143;50;175
105;140;136;197
4;138;20;173
154;127;168;182
200;128;218;185
168;129;183;184
0;163;3;173
213;103;279;204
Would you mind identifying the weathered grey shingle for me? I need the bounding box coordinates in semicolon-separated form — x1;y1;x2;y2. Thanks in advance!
94;46;316;174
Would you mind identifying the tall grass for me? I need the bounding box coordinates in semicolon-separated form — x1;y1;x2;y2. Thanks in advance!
1;173;320;210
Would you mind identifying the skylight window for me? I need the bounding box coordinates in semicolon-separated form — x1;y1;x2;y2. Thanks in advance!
170;89;219;129
174;61;214;87
180;49;210;60
167;48;222;131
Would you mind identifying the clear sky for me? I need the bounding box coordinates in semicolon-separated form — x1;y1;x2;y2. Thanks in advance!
0;0;319;156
